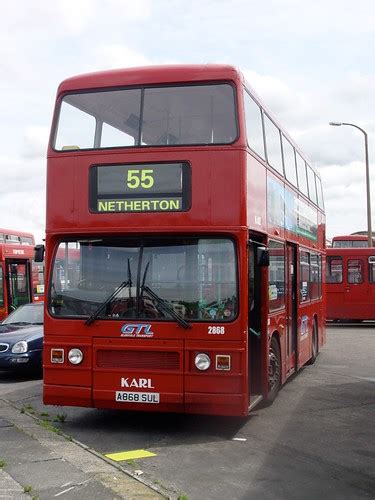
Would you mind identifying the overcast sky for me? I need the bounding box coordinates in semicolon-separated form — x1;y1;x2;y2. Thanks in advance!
1;0;375;243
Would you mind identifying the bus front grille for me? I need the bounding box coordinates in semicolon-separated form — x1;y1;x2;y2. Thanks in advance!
96;349;180;370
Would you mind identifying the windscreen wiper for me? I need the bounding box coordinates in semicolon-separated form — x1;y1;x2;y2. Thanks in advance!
142;285;191;329
85;258;133;326
85;279;131;326
139;261;191;329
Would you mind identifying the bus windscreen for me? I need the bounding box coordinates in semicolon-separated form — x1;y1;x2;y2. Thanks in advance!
54;84;237;150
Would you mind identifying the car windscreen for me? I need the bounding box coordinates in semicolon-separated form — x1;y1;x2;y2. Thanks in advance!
3;304;43;325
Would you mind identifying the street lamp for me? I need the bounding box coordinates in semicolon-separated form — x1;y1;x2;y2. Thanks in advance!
329;121;372;247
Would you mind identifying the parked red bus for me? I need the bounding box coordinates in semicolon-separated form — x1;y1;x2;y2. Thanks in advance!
40;65;325;416
0;229;38;320
326;246;375;320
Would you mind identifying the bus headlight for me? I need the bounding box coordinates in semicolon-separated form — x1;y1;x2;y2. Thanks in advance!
12;341;28;354
68;348;83;365
195;353;211;371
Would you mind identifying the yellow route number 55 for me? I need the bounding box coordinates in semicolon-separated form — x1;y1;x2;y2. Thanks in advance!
127;169;154;189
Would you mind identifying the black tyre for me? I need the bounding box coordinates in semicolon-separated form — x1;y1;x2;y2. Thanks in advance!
266;335;281;403
308;320;318;365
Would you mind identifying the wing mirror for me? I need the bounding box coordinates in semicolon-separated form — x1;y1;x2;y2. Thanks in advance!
256;247;270;267
34;244;45;263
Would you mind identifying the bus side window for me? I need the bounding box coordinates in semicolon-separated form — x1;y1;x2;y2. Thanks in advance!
300;251;310;302
348;259;363;284
268;241;285;311
310;254;319;300
326;256;343;283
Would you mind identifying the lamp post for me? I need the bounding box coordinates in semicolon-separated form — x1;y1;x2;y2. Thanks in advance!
329;121;372;247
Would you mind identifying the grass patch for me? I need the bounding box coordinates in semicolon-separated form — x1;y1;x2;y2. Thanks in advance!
54;413;67;423
23;485;32;493
0;460;6;468
38;420;61;435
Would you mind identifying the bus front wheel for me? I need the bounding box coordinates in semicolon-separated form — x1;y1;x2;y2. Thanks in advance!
266;335;281;403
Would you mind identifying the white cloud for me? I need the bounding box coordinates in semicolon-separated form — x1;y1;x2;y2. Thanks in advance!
22;126;50;159
91;45;153;71
0;156;46;243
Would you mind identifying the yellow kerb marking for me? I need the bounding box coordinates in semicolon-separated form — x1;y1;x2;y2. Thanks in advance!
105;449;157;461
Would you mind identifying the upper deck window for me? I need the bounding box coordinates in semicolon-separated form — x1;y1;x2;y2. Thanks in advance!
282;135;298;187
54;84;238;151
306;165;318;205
244;91;265;159
296;153;308;197
316;176;324;209
264;115;284;176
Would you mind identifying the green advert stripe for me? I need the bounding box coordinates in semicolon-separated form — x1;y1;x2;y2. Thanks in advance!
97;198;182;212
296;228;317;241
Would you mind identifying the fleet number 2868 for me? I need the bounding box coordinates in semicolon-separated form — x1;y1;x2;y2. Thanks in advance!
208;326;225;334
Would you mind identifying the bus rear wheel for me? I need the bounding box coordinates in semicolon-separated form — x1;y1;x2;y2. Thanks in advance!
267;336;281;403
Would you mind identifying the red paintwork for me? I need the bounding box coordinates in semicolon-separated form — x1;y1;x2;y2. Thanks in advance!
44;65;326;416
327;247;375;320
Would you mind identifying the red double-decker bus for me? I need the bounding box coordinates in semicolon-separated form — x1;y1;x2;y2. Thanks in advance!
40;65;325;416
326;245;375;321
0;229;39;320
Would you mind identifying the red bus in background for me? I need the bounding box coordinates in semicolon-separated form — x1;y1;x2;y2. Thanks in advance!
41;65;325;416
326;246;375;321
0;229;41;320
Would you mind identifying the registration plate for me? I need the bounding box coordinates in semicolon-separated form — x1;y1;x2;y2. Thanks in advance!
115;391;160;404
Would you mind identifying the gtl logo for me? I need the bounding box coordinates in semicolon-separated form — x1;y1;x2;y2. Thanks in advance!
121;324;154;337
121;377;154;388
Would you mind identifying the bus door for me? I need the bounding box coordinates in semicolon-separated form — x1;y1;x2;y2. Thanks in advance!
286;244;297;374
248;237;265;405
343;256;368;315
6;259;32;312
326;254;345;320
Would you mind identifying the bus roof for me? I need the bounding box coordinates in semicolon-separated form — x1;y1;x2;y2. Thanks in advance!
57;64;243;94
332;235;369;241
0;228;34;238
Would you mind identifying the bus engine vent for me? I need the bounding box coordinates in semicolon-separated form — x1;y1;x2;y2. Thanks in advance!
96;350;180;370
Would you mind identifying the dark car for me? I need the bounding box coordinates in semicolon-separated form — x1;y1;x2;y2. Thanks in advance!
0;302;44;373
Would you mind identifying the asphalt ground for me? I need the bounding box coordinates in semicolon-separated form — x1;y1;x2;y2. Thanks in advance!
1;324;375;499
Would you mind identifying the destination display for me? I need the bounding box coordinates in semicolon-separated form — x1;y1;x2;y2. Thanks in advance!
89;162;191;213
